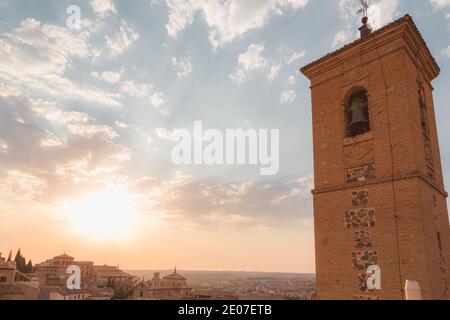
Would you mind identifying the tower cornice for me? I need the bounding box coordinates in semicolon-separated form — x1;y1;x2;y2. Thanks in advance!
301;15;440;83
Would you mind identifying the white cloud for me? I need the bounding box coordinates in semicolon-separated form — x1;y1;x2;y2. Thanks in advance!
29;99;118;140
171;56;194;79
332;29;352;48
106;19;140;58
150;92;165;108
230;43;299;85
164;0;309;49
443;45;450;58
90;0;117;16
285;49;306;64
0;82;21;97
120;80;152;98
431;0;450;9
30;99;91;125
91;70;122;84
40;131;64;148
0;139;8;153
155;128;173;140
287;75;296;85
267;63;281;82
333;0;400;48
119;80;165;108
280;89;296;104
368;0;400;30
0;18;121;106
230;43;269;84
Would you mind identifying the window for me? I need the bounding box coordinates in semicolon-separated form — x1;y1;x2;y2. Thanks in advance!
346;89;370;137
437;232;442;251
419;90;429;137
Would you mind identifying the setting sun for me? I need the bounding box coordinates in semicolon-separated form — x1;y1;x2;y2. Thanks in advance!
61;190;138;240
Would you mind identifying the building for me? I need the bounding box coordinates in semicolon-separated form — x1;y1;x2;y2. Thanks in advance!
0;253;40;300
38;286;92;300
301;15;450;299
93;265;135;292
35;253;94;283
131;269;193;300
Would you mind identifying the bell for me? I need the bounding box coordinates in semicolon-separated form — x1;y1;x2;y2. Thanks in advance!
349;97;369;135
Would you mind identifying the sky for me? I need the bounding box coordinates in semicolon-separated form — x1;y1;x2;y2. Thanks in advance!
0;0;450;273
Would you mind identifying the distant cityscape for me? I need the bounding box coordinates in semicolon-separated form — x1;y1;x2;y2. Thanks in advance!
0;250;316;300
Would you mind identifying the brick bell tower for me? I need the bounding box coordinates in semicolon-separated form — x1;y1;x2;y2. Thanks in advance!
301;15;450;300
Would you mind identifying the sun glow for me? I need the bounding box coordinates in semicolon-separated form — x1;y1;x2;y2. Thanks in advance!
61;190;139;240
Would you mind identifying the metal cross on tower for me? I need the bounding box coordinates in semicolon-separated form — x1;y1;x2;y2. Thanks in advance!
356;0;369;20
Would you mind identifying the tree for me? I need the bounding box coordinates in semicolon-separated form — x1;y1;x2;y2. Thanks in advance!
112;287;129;300
26;260;33;273
14;249;32;273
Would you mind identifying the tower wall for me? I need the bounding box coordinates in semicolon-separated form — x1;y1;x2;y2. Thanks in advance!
302;16;450;300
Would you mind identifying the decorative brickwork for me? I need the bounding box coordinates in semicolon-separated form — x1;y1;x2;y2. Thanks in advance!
345;164;375;183
352;190;369;207
357;273;376;293
355;229;373;248
352;250;379;271
344;209;376;229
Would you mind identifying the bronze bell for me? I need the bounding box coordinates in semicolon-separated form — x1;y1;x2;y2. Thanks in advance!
349;97;369;135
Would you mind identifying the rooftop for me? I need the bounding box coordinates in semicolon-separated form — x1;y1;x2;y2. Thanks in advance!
300;14;439;78
53;253;74;260
163;270;187;281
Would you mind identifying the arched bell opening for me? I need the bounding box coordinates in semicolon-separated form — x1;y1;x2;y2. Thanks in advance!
345;89;370;137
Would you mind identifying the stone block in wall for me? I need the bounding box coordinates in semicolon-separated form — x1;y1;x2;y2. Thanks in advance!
345;208;376;229
357;273;375;293
352;250;378;271
355;229;372;248
352;190;369;207
345;164;375;183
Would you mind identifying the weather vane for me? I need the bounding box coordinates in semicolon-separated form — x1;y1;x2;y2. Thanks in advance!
356;0;369;22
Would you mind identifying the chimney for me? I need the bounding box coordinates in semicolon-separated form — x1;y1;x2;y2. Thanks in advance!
359;16;372;39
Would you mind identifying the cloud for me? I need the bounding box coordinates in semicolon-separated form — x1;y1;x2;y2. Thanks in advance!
0;140;8;153
267;63;282;82
230;43;305;85
443;45;450;58
106;19;140;58
171;56;194;79
155;128;173;140
91;71;122;84
333;29;352;48
147;175;313;229
280;89;296;104
119;80;165;108
285;49;306;64
164;0;309;49
0;170;47;201
230;43;269;84
149;92;165;108
0;92;131;203
333;0;400;48
0;18;121;106
431;0;450;9
287;75;296;85
90;0;117;16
